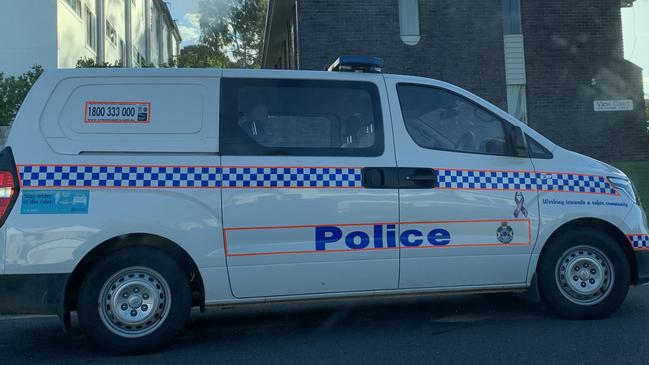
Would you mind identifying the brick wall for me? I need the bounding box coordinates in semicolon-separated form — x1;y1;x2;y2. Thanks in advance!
293;0;647;161
521;0;648;161
297;0;507;109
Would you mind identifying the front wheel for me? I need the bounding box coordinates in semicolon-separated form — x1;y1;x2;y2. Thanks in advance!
77;246;191;354
538;228;630;319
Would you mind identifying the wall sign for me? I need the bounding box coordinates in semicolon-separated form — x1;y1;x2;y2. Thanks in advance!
593;99;634;112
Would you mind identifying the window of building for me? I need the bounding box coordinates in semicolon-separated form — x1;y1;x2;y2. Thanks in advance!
119;38;126;66
85;7;97;52
64;0;82;18
397;84;512;156
502;0;522;35
399;0;420;46
220;78;384;157
506;84;528;123
287;5;297;69
106;20;117;45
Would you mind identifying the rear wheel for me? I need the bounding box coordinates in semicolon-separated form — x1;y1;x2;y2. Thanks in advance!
538;228;630;319
77;246;191;354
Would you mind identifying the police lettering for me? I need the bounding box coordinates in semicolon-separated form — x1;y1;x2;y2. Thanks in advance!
315;225;451;251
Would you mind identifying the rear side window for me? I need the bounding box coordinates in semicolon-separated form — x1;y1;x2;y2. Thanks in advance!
396;84;511;156
220;78;384;156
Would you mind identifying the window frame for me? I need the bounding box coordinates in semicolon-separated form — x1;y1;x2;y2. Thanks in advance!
106;20;117;46
219;77;385;157
396;82;523;158
85;6;97;52
63;0;82;19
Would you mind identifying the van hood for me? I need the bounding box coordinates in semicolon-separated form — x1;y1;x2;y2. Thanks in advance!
552;147;626;178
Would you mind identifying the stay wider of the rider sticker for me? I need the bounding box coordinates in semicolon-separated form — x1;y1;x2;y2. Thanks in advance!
84;101;151;124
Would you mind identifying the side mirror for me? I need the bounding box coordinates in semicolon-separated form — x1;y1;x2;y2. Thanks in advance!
511;126;528;158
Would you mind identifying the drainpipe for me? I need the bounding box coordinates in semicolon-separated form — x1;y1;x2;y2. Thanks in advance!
125;0;132;67
145;0;151;63
96;0;106;64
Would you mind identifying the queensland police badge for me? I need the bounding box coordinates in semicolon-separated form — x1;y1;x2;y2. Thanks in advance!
496;222;514;244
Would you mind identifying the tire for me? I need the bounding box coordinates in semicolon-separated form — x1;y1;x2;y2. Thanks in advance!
538;228;630;319
77;246;191;354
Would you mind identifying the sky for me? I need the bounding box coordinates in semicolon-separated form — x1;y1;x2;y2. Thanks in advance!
168;0;648;96
168;0;200;47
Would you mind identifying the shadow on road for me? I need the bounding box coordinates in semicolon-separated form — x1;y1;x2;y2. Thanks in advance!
180;291;545;344
10;288;649;364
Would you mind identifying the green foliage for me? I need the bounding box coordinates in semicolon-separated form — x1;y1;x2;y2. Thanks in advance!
75;57;123;68
76;57;162;68
177;44;232;68
192;0;268;68
0;65;43;126
645;105;648;120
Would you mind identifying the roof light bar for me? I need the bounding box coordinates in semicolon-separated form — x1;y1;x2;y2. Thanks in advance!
327;56;384;73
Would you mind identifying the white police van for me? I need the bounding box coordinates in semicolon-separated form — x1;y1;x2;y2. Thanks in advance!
0;56;647;353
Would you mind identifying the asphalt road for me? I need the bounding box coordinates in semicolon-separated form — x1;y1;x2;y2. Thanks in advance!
2;286;649;365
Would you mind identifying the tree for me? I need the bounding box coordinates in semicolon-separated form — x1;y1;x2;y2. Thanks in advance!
75;57;122;68
0;65;43;126
177;44;232;68
197;0;268;68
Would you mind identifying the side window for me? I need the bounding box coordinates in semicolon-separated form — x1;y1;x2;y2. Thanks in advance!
396;84;511;156
526;134;554;159
220;78;383;156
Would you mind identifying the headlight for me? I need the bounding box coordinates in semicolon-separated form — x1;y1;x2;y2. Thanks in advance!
608;176;640;205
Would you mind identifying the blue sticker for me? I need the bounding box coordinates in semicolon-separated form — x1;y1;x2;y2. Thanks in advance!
21;190;90;214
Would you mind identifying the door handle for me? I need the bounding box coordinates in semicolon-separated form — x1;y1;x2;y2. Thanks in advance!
405;173;436;182
362;167;436;189
400;168;437;189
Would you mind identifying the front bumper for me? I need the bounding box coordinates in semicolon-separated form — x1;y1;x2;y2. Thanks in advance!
0;274;68;315
635;251;649;285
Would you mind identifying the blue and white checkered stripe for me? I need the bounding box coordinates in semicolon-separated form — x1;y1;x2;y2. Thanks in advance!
628;235;649;249
18;165;615;193
436;169;617;195
535;173;616;194
436;170;538;190
19;165;221;188
19;165;363;189
220;167;361;188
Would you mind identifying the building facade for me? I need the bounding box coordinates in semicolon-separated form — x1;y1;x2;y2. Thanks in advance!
262;0;647;161
0;0;181;75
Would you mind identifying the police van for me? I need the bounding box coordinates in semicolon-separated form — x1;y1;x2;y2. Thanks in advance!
1;56;647;353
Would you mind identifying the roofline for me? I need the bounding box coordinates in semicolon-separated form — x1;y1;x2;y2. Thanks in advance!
154;0;182;42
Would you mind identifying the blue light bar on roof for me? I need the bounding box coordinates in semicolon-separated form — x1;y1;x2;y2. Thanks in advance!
327;56;384;73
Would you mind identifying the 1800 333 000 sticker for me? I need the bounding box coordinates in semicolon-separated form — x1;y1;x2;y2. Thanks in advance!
84;101;151;124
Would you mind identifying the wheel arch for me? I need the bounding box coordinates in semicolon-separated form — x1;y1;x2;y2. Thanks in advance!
63;233;205;322
538;217;637;284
